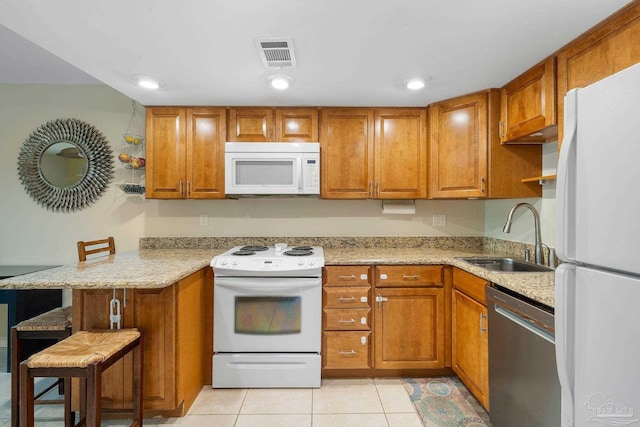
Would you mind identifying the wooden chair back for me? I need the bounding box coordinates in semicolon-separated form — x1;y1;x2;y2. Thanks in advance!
77;237;116;261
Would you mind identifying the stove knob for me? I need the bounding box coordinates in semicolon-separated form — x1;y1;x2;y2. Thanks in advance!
308;260;316;266
232;260;239;266
297;261;305;266
221;260;228;266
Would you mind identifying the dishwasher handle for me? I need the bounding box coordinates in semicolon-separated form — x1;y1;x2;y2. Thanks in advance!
494;304;555;345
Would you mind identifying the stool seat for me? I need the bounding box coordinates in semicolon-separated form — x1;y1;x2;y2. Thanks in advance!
12;306;73;427
15;306;72;331
20;328;143;427
27;329;141;369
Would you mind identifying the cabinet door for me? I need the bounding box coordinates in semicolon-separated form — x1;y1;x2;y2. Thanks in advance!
275;108;319;142
500;57;557;144
228;108;273;142
374;287;444;369
128;287;176;411
452;289;489;409
146;107;186;198
320;108;374;199
374;109;427;199
556;2;640;147
428;93;488;199
186;108;226;199
72;289;128;409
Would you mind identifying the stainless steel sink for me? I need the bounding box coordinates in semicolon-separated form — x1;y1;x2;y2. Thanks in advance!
456;257;554;272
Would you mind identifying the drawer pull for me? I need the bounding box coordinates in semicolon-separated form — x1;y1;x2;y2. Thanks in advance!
338;275;357;280
338;319;356;324
339;350;357;355
338;297;356;302
403;275;421;280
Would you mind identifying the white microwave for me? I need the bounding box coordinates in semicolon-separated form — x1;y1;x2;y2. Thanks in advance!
225;142;320;195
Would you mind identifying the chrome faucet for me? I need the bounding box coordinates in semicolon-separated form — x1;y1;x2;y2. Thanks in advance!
503;202;544;265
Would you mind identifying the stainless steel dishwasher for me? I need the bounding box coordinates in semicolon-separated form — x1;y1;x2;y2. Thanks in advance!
487;285;561;427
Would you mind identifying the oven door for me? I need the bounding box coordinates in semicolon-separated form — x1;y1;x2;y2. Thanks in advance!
214;276;321;353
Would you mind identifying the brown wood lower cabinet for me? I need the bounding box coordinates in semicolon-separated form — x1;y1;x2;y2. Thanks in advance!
374;266;446;370
72;268;209;416
452;268;489;410
322;265;449;375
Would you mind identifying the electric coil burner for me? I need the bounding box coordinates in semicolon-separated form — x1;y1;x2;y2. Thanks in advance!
210;243;324;388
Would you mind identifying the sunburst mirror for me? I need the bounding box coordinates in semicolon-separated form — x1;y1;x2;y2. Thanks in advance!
17;118;114;212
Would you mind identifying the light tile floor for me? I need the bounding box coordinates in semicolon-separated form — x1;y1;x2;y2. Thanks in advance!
0;374;423;427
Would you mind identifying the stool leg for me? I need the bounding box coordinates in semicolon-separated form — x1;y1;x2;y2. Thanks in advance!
19;362;34;427
132;337;144;427
86;364;102;427
64;378;74;427
11;328;21;427
79;377;87;425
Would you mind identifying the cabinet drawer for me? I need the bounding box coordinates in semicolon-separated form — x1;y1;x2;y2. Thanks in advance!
375;265;443;287
323;331;371;369
324;266;371;287
323;309;371;330
453;268;488;305
324;287;371;308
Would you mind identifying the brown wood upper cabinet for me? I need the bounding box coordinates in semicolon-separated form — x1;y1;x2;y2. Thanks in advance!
556;1;640;148
428;90;542;199
499;57;557;144
321;108;427;199
146;107;226;199
228;107;319;142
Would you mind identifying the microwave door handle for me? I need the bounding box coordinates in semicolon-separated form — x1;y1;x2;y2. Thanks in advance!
297;158;303;191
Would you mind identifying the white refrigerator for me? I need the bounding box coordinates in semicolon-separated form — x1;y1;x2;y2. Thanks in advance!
556;61;640;427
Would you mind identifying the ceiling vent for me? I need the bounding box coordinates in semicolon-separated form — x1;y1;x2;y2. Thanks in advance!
255;38;297;69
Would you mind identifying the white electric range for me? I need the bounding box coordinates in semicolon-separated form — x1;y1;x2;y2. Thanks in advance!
210;243;324;388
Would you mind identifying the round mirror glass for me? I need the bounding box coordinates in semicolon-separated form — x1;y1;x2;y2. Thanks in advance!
39;142;88;188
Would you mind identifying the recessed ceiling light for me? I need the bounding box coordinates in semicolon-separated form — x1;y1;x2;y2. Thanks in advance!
267;74;294;90
405;76;431;90
131;74;161;90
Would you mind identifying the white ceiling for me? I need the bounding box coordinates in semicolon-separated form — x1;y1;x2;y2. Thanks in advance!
0;0;632;107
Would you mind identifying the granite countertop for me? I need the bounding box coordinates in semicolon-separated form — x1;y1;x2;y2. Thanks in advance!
324;247;555;308
0;249;222;290
0;246;555;308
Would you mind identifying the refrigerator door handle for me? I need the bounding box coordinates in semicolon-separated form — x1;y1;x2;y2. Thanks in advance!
555;263;576;427
556;89;578;263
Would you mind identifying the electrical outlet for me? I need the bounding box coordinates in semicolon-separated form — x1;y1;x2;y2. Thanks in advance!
199;213;208;226
433;214;446;227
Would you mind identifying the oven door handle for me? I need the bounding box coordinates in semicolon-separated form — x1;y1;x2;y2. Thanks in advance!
215;278;320;291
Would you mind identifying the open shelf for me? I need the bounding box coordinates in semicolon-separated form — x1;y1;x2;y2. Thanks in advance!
521;174;557;184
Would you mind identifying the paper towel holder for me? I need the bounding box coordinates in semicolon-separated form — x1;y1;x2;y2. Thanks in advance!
381;200;416;215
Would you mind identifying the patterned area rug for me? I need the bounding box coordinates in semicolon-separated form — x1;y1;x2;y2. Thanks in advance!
403;377;492;427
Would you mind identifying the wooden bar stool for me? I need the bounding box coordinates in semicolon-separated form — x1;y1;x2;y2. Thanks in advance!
77;237;116;261
11;306;73;427
19;329;143;427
